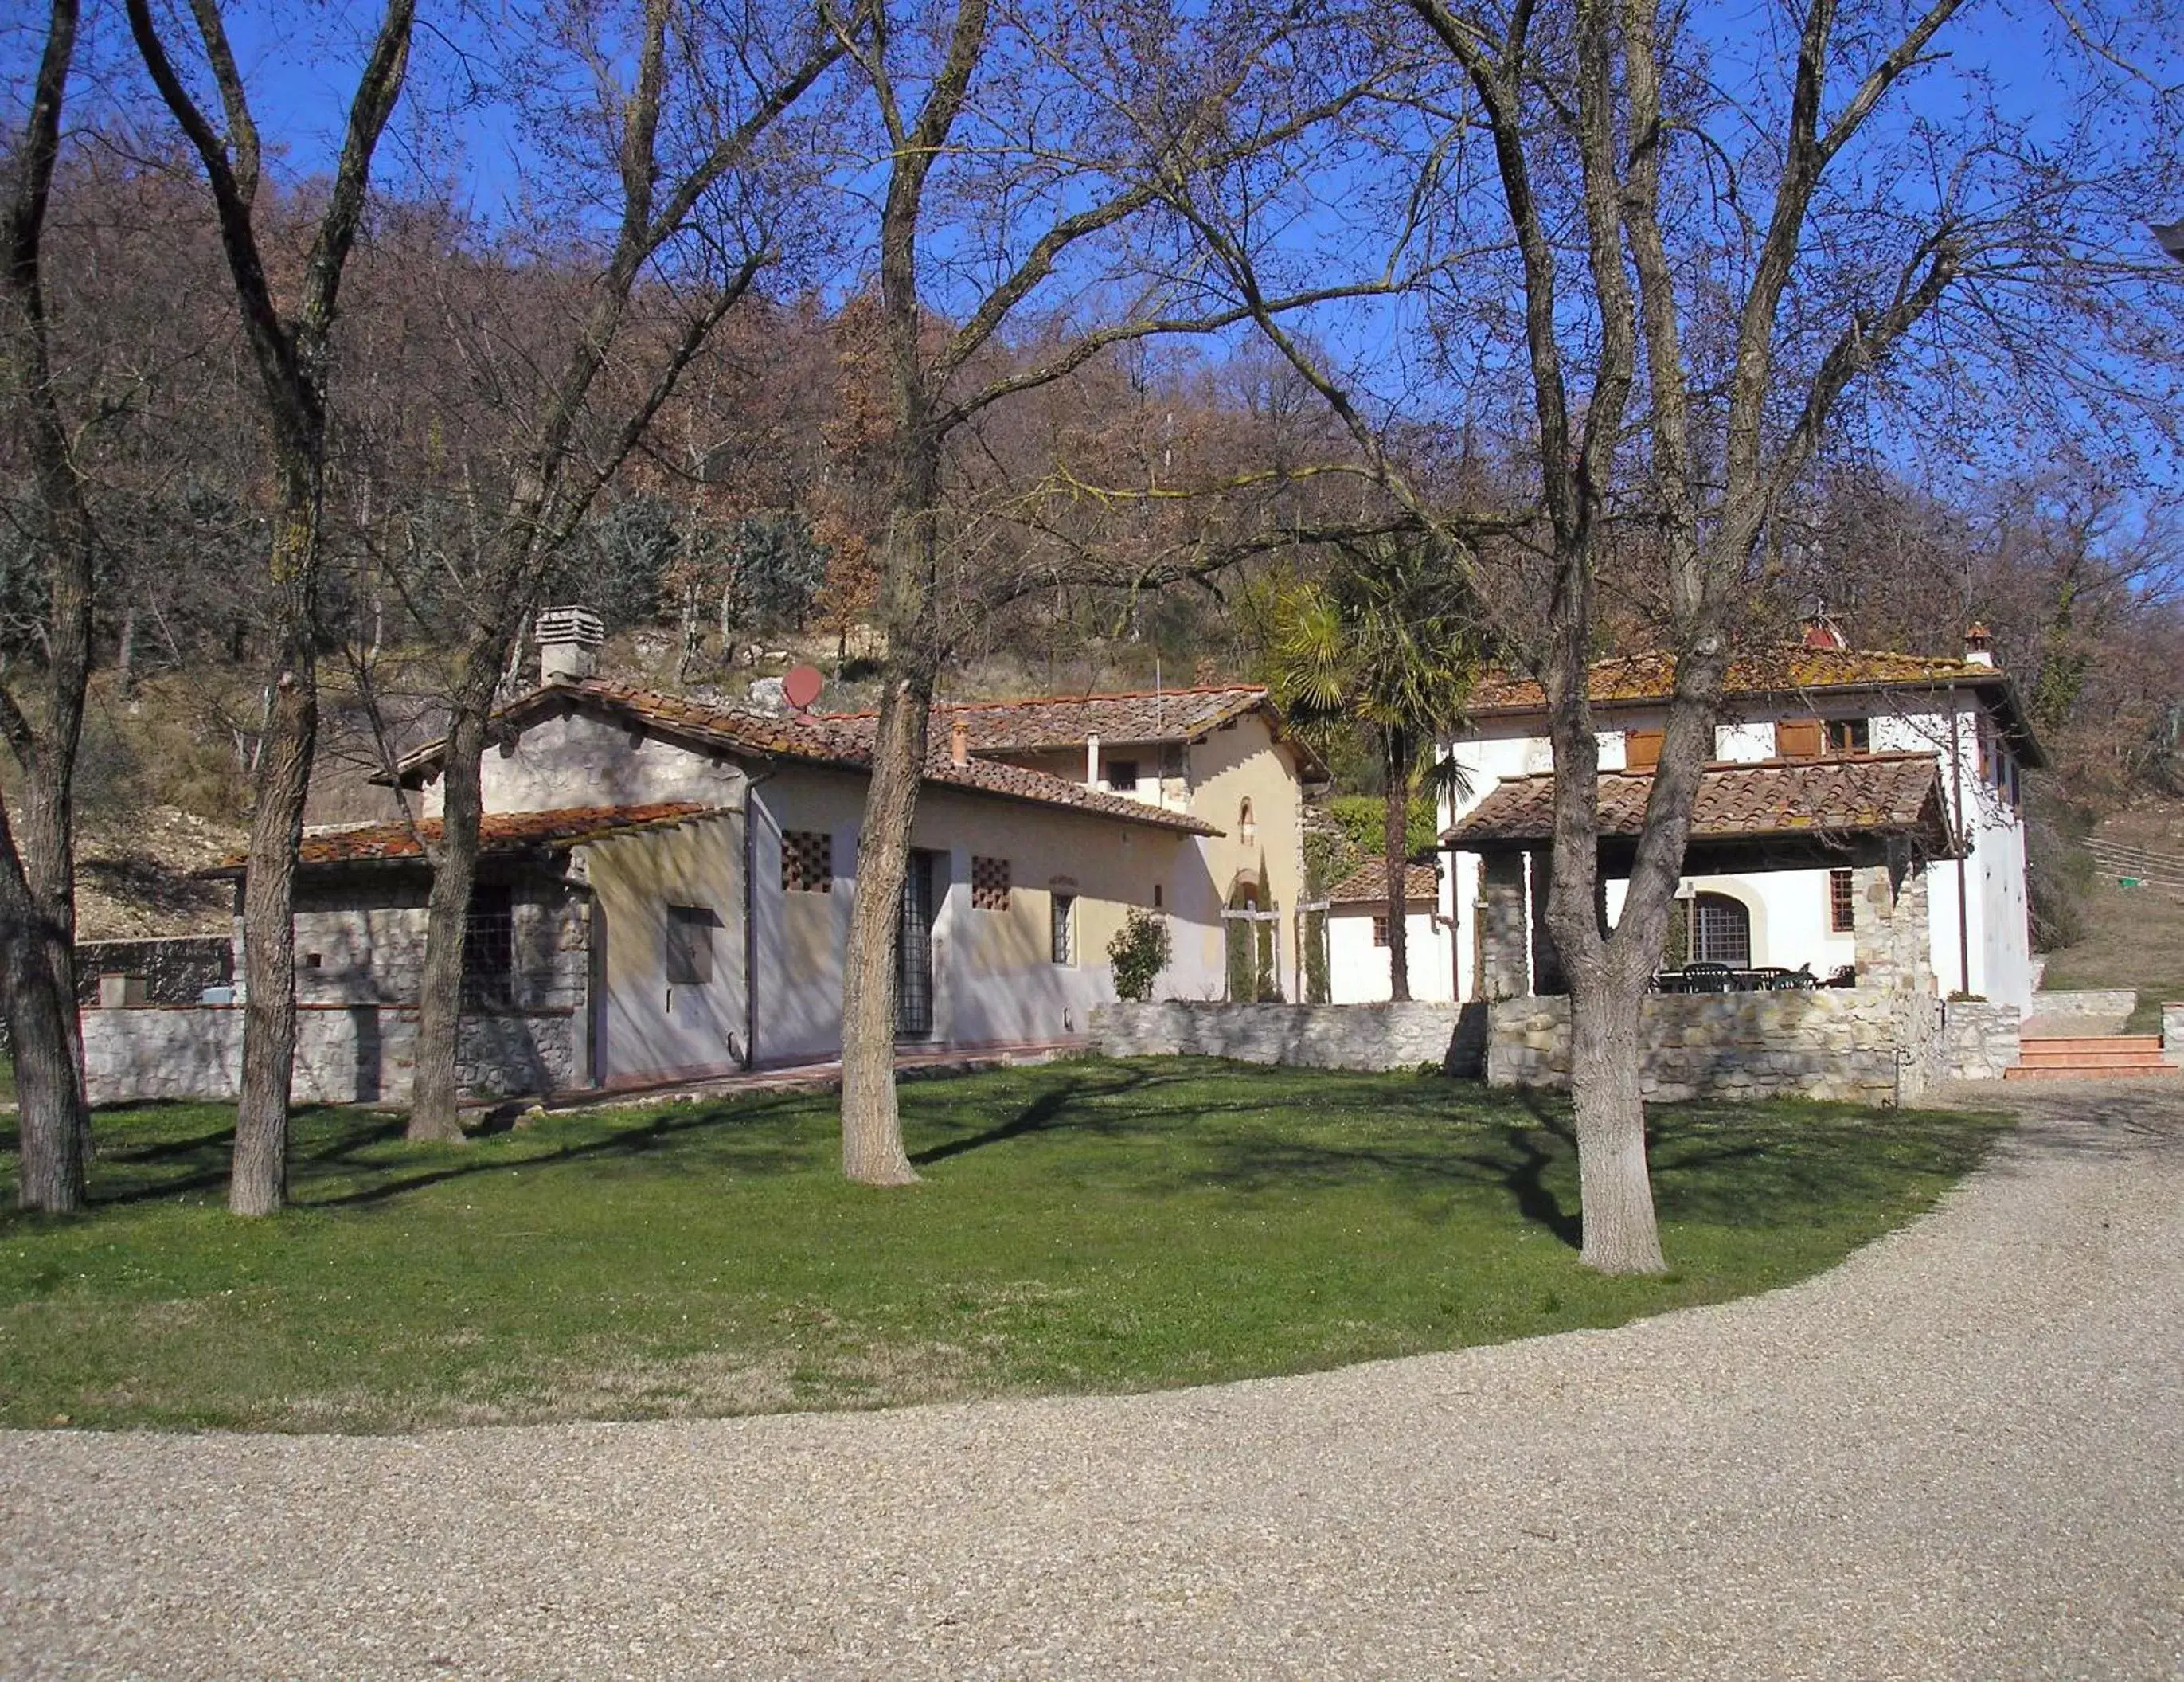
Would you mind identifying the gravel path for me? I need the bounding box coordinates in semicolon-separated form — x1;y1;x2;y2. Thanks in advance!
6;1082;2183;1680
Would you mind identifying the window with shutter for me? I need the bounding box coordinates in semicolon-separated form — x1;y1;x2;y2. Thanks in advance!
1624;729;1664;769
1776;718;1823;759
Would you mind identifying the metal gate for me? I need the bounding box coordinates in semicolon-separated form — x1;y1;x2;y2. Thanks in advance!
896;850;937;1039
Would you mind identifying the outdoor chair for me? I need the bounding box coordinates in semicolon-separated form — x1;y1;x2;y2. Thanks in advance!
1681;962;1737;993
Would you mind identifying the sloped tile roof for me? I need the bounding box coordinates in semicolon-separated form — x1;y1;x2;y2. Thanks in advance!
824;684;1329;779
396;682;1220;836
205;802;723;877
1442;753;1952;850
1471;647;2009;712
1325;859;1443;905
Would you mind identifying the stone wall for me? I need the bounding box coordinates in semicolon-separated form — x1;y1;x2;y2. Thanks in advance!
1937;999;2022;1082
1092;1000;1488;1075
81;1003;582;1107
1487;988;1931;1105
74;937;232;1005
2029;988;2139;1023
287;876;586;1011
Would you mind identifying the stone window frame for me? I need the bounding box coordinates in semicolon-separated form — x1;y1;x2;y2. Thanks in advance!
971;855;1011;911
781;830;832;894
1828;868;1856;933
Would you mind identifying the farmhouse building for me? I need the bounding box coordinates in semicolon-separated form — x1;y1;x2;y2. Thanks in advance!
1436;621;2045;1011
83;620;1320;1103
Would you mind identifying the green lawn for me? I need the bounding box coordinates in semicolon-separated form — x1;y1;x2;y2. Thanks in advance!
0;1058;2007;1433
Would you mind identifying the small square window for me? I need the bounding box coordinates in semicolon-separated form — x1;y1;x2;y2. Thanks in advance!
1105;758;1140;792
781;830;831;893
1829;869;1855;933
1372;915;1391;948
665;903;717;985
1825;718;1870;753
1051;892;1076;964
971;855;1011;911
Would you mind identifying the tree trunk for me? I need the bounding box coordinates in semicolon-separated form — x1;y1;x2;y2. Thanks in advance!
231;497;319;1217
1384;731;1412;1003
408;703;490;1142
837;663;932;1186
1563;962;1665;1273
2;863;85;1212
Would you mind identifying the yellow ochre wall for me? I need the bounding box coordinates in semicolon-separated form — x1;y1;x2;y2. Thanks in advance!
580;810;748;1085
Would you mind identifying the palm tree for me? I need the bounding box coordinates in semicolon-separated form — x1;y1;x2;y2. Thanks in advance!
1269;537;1482;1002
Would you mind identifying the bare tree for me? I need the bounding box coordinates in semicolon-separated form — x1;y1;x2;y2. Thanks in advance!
355;0;848;1144
1177;0;2181;1269
0;0;96;1212
126;0;417;1214
821;0;1401;1183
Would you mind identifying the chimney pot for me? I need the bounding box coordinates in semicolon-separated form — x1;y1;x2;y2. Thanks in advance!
950;714;968;769
536;606;605;684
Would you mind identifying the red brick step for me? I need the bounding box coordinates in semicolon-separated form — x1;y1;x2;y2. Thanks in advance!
2006;1034;2175;1079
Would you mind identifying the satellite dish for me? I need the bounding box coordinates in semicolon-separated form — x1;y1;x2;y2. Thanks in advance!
781;663;825;712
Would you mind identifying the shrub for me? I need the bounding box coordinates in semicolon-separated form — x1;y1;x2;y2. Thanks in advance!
1108;908;1172;1002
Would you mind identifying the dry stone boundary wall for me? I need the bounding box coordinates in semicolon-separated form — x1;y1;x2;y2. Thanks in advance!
80;1003;581;1107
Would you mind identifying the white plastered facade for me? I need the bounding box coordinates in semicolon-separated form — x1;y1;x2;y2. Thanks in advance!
1437;687;2037;1011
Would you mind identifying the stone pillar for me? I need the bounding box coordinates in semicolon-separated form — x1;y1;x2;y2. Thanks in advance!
2163;1002;2183;1068
1479;852;1530;999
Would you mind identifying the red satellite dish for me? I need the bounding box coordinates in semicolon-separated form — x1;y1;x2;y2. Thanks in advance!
781;663;825;712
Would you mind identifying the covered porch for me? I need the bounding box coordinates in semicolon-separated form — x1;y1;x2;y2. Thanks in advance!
1444;753;1958;1002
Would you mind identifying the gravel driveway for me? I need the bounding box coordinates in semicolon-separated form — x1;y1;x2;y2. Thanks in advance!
5;1081;2182;1680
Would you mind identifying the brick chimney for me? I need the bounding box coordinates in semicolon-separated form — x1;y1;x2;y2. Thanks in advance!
1800;605;1848;650
1963;620;1995;667
536;606;604;684
950;714;969;769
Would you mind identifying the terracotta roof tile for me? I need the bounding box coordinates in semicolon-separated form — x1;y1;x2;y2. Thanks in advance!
1443;753;1952;850
1325;859;1442;905
1471;647;2009;714
824;683;1329;780
398;682;1221;837
207;803;722;876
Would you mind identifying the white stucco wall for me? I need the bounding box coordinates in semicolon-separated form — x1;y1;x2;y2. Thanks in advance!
1326;907;1456;1003
1440;685;2037;1008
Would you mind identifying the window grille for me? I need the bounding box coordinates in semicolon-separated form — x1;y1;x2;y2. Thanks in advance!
781;830;831;893
1051;892;1076;964
1691;893;1752;966
665;903;717;985
971;855;1011;910
1372;915;1391;948
462;883;515;1007
1829;870;1855;933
